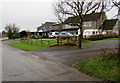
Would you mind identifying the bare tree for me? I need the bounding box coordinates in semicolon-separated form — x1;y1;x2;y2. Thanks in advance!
112;1;120;18
5;23;19;39
53;0;112;48
112;0;120;8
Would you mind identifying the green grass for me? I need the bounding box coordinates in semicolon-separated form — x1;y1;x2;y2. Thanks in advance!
0;37;6;38
9;39;103;51
31;39;102;46
82;39;103;44
10;42;47;51
105;38;120;40
72;52;119;81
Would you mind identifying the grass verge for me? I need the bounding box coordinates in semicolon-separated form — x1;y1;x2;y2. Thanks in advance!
105;38;120;40
72;51;119;81
82;39;103;44
10;42;47;51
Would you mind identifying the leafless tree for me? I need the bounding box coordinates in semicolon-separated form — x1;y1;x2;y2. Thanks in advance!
5;23;19;39
112;0;120;18
112;0;120;8
53;0;112;48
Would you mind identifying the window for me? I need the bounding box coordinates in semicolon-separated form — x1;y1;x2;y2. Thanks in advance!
55;33;58;35
83;21;92;26
93;31;95;34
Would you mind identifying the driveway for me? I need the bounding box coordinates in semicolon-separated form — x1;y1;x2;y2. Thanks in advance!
29;40;119;66
2;43;98;81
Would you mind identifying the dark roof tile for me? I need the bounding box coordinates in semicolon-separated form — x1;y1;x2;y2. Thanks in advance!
100;19;118;30
64;12;104;24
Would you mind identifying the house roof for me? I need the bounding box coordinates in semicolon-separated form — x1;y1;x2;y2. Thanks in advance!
62;27;79;31
100;19;118;30
64;12;105;24
37;22;58;31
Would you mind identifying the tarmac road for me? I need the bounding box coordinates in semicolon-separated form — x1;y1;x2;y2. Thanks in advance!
2;44;98;81
29;40;119;66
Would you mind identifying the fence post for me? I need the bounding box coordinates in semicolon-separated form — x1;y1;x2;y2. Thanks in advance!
67;36;69;47
31;39;32;44
47;41;49;47
57;36;59;45
36;40;37;45
27;38;28;44
40;38;42;45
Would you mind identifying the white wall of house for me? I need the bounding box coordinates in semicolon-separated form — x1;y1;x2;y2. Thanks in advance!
112;21;119;34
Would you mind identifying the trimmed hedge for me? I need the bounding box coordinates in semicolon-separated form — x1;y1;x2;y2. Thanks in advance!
103;33;119;38
88;34;104;41
88;33;119;41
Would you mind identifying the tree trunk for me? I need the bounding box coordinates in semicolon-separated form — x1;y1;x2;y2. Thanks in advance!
78;34;81;48
78;26;83;49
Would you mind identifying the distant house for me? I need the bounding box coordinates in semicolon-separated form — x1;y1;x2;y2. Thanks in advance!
37;12;119;36
100;19;119;34
37;22;60;32
63;12;106;30
37;22;63;37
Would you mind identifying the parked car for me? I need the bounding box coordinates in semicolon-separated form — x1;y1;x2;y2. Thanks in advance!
48;32;59;38
57;32;76;40
58;32;74;36
12;32;21;39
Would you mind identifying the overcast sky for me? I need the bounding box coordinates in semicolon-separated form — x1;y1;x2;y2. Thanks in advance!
0;0;118;32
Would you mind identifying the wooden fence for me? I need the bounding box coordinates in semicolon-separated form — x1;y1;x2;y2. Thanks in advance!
21;38;57;47
56;36;79;47
21;36;79;47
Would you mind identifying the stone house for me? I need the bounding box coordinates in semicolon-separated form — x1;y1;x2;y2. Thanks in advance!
37;12;119;36
63;12;106;31
100;19;119;34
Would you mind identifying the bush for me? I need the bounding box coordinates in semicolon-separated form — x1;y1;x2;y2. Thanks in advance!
31;35;42;39
88;34;104;41
20;30;27;38
42;35;48;38
103;33;119;38
88;33;119;41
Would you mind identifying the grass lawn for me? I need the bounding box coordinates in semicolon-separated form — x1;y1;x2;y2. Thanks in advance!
31;39;58;46
72;52;119;81
10;42;47;51
82;39;103;44
0;37;6;38
9;39;103;51
31;39;103;45
105;38;120;40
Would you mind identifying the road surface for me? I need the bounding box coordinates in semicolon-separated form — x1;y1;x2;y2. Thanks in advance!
2;44;98;81
29;40;119;66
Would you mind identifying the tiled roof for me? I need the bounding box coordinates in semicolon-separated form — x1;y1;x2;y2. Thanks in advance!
37;22;58;31
100;19;118;30
64;12;105;24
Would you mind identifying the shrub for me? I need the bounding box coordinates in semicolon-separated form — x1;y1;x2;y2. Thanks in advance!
103;33;119;38
88;34;104;41
42;35;48;38
20;30;27;38
31;35;42;39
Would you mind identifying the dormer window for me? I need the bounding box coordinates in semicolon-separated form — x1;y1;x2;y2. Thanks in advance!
83;21;92;26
